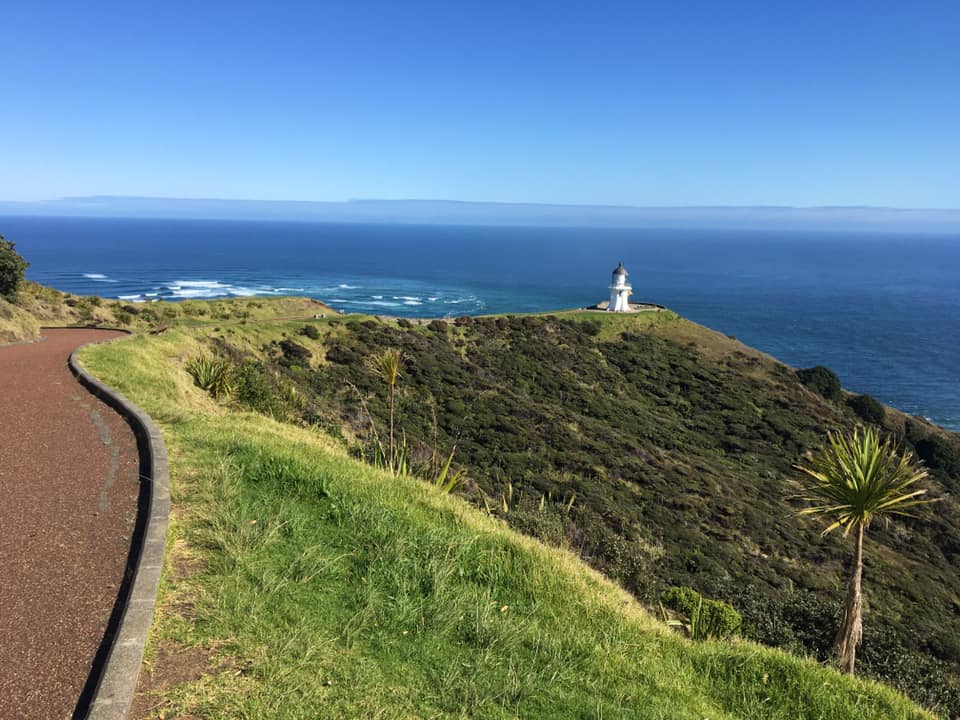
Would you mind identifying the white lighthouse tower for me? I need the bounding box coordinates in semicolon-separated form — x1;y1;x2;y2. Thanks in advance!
608;261;632;312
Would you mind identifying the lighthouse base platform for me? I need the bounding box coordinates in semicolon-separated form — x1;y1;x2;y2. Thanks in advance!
586;300;666;313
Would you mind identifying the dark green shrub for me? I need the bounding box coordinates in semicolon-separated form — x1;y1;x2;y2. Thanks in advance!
120;304;140;315
427;319;447;333
797;365;842;400
663;586;742;640
326;345;359;365
235;363;276;414
397;318;413;329
298;324;320;340
915;435;960;476
579;321;601;337
723;586;837;659
859;624;960;715
278;339;312;367
0;235;28;301
664;586;701;613
848;393;886;425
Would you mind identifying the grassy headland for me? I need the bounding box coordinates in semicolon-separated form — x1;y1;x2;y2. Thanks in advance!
78;326;931;719
0;280;333;342
136;306;960;714
6;280;955;715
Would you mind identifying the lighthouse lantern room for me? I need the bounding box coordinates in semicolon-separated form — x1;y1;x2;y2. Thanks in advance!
608;261;632;312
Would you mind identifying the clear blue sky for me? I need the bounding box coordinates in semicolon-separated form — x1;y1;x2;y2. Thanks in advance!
2;1;958;207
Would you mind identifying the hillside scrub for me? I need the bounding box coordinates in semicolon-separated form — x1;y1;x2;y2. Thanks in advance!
199;311;960;715
848;393;887;425
78;330;932;719
797;365;844;400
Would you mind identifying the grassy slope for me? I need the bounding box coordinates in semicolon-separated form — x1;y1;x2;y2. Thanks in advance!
0;280;335;336
0;294;40;342
79;329;930;719
198;309;960;714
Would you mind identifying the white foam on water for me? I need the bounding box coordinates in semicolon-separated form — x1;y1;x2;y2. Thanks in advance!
83;273;116;282
167;279;259;299
118;294;142;300
367;300;402;307
372;295;383;300
403;300;423;306
338;283;359;289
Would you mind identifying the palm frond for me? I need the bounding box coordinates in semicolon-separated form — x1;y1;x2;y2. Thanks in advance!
372;348;404;388
794;426;934;535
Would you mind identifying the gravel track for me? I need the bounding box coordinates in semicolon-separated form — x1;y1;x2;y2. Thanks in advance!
0;329;140;719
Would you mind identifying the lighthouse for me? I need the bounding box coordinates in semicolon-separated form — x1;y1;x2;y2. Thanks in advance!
608;261;632;312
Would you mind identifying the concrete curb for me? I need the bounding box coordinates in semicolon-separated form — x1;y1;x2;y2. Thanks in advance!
68;338;170;720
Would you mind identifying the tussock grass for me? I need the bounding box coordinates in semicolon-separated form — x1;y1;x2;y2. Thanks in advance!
78;331;931;719
0;294;41;342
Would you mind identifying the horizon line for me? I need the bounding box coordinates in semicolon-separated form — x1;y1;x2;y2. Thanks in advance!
18;195;960;213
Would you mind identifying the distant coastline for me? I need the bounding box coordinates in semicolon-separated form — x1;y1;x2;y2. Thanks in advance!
3;196;960;233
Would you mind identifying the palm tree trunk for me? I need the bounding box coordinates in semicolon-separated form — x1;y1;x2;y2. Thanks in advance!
388;384;395;473
835;522;865;673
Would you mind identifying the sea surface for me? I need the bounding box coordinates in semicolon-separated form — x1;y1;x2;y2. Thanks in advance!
3;215;958;431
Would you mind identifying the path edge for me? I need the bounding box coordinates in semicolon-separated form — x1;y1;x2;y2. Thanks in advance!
68;339;170;720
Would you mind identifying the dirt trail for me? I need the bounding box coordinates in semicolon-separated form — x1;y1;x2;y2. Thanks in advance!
0;329;140;719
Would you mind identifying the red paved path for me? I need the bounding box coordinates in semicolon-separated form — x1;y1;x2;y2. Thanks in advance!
0;329;140;719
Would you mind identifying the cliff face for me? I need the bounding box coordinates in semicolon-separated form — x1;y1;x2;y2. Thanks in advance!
211;309;960;713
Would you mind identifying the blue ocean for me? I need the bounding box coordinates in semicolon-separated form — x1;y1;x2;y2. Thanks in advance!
4;215;958;431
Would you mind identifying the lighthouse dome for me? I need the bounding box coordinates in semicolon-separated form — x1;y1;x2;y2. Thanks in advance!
612;262;628;276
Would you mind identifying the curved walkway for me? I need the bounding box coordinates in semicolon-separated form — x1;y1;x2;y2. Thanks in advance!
0;329;140;719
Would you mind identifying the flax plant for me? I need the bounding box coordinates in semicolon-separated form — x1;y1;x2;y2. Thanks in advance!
372;348;404;475
795;426;932;675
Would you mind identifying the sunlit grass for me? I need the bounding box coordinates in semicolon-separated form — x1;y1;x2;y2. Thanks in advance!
77;329;931;719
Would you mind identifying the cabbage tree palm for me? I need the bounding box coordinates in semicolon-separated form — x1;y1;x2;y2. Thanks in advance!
795;426;931;674
372;348;404;473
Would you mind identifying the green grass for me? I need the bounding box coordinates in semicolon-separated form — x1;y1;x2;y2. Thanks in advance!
78;330;931;719
221;308;960;715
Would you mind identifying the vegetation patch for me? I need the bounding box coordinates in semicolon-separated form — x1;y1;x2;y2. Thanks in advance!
185;310;960;715
80;330;931;719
